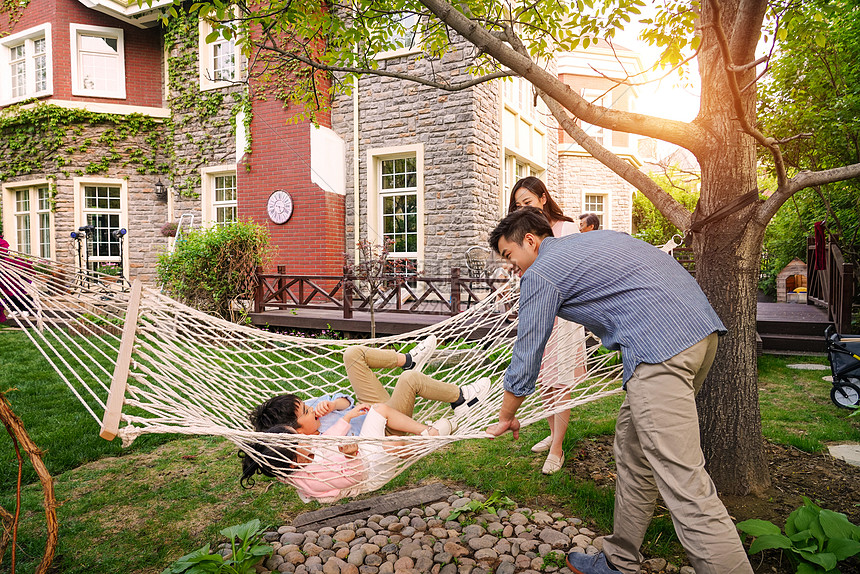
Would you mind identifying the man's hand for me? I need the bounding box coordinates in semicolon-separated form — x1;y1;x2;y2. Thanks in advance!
485;417;521;439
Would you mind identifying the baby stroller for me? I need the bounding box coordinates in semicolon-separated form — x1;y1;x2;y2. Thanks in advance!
824;326;860;409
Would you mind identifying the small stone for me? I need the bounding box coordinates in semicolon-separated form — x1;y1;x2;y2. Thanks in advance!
281;532;306;546
393;556;414;570
318;527;335;536
286;550;306;565
532;512;553;525
467;535;497;551
388;522;404;533
303;543;323;557
509;513;529;526
334;530;356;543
347;548;366;566
434;551;453;564
495;562;516;574
370;535;389;547
646;558;667;571
365;554;383;567
474;548;498;562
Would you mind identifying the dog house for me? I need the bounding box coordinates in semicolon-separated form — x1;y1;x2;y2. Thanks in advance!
776;258;808;302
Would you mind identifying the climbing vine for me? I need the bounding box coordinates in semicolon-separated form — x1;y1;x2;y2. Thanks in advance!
0;102;171;206
164;10;252;198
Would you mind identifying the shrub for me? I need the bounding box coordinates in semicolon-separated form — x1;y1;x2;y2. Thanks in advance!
157;221;270;322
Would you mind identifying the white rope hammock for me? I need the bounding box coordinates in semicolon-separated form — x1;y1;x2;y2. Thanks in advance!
0;250;623;502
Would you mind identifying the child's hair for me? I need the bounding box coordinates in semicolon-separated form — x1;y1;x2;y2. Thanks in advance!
239;424;299;488
249;393;301;431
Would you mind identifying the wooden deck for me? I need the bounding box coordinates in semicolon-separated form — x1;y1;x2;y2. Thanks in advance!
250;300;835;348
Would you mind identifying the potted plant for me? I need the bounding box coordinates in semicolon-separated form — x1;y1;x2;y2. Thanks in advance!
161;221;179;237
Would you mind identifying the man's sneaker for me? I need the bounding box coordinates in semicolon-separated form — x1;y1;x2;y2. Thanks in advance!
409;335;437;372
453;377;492;419
566;551;622;574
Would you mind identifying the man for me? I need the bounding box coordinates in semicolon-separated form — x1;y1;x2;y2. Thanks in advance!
486;208;752;574
579;212;600;232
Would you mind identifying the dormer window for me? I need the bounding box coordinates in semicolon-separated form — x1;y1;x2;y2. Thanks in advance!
1;24;52;105
70;24;126;99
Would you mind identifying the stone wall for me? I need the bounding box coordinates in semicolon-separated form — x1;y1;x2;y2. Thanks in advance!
332;38;506;275
556;154;634;233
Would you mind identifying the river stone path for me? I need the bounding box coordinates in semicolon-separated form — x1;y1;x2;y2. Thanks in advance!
250;484;695;574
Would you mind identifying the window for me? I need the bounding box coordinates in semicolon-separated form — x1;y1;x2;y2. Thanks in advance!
82;185;122;270
14;190;31;254
201;165;238;225
584;193;606;229
4;184;53;257
380;156;418;261
366;145;424;273
1;24;52;104
70;24;125;99
377;13;421;59
214;174;237;224
199;19;242;89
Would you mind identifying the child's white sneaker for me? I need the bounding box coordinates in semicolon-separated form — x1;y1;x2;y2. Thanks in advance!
422;417;454;436
410;335;437;372
454;377;492;419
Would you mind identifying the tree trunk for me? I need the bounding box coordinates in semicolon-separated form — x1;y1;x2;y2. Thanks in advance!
694;221;770;495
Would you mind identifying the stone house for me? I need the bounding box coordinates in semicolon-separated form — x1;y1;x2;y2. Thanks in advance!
1;0;645;285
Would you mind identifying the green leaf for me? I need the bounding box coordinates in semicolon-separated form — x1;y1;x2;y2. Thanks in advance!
778;27;788;42
798;550;837;571
748;534;793;554
815;33;826;48
737;519;782;537
819;510;858;541
796;563;825;574
825;537;860;561
205;30;221;44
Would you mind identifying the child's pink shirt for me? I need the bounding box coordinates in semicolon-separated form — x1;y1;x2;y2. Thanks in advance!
285;418;365;501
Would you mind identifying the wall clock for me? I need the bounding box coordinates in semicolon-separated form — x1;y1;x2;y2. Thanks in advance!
266;190;294;224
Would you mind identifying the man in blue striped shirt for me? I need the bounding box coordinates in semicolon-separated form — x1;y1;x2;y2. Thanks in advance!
486;208;752;574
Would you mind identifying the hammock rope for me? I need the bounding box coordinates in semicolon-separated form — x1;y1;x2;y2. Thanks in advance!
0;250;622;502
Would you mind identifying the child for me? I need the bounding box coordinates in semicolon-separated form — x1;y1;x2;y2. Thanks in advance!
250;336;491;436
241;400;454;501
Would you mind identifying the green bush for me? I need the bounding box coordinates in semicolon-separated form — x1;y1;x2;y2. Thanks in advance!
157;221;270;321
160;519;273;574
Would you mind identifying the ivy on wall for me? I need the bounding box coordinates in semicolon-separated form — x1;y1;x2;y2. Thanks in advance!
0;102;170;208
164;10;252;198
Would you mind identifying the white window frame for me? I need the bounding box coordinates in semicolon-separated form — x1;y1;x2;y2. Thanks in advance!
366;144;424;268
0;23;52;105
70;23;126;99
1;180;54;259
377;13;422;60
198;19;242;90
582;190;610;230
201;165;238;225
73;177;128;275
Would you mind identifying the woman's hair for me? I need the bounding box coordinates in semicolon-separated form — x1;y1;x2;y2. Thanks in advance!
509;176;573;224
249;393;301;431
239;424;300;489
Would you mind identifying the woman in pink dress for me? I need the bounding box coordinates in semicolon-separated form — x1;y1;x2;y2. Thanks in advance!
508;177;586;474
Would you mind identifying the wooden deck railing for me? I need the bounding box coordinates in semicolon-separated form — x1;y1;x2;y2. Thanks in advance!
807;235;855;333
254;266;510;317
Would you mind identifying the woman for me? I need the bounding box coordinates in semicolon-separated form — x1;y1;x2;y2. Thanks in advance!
509;176;585;474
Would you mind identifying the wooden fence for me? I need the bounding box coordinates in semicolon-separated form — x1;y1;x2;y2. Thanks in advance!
253;266;510;317
807;235;855;333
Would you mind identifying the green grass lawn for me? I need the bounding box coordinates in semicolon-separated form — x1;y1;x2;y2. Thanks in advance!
1;326;858;574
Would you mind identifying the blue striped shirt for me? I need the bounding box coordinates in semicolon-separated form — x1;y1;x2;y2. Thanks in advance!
504;230;726;396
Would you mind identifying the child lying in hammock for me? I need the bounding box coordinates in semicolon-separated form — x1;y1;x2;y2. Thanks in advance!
240;400;455;501
240;337;491;500
250;336;491;437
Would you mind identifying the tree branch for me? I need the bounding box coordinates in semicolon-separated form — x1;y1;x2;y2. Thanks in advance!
253;40;515;91
418;0;703;149
759;162;860;222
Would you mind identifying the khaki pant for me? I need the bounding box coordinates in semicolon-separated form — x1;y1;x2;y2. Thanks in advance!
602;333;753;574
343;346;459;433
